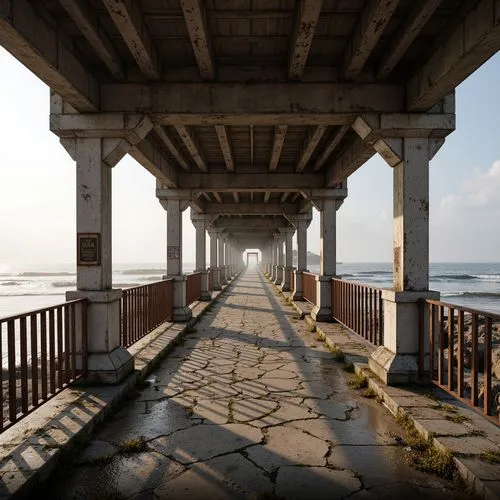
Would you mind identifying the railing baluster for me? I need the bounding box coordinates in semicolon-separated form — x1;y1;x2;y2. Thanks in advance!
471;314;479;407
429;304;435;381
457;310;464;397
484;317;492;415
20;317;28;415
57;307;63;390
438;305;445;385
49;309;56;395
30;315;38;407
448;307;454;391
64;305;71;385
8;319;17;424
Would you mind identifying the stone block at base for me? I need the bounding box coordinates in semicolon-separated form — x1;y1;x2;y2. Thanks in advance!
174;305;193;322
200;291;212;301
84;346;134;384
311;305;333;322
369;345;419;385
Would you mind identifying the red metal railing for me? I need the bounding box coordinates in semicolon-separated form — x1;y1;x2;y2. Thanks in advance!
332;279;384;346
121;280;174;348
0;300;87;433
186;272;202;305
302;272;317;304
421;300;500;419
289;269;295;292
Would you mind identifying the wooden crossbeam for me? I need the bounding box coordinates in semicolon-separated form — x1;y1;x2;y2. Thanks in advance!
215;125;234;171
58;0;124;79
233;192;240;203
175;126;208;172
288;0;323;79
179;0;215;79
296;126;326;172
344;0;400;79
313;124;350;171
269;126;288;171
213;192;222;202
378;0;442;79
154;125;190;171
102;0;160;80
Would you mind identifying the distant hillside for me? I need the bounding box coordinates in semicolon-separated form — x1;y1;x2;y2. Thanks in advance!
292;250;320;265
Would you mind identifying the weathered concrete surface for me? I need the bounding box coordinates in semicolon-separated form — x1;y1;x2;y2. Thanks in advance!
302;309;500;500
42;269;470;499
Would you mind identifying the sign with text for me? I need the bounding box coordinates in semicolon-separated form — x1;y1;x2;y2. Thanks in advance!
77;233;101;266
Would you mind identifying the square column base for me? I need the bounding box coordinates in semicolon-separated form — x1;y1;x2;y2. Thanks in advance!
292;270;305;301
280;266;295;292
66;289;134;384
369;289;440;385
274;265;284;286
163;275;193;323
311;275;336;322
85;347;135;384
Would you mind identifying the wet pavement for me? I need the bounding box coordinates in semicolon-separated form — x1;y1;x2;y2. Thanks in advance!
43;269;471;499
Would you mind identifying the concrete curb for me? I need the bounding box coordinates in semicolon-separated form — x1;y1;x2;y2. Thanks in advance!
0;275;241;500
267;278;500;500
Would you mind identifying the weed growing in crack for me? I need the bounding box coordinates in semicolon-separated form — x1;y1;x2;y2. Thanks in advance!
329;345;345;362
347;373;368;389
396;411;456;480
360;387;376;399
480;451;500;464
117;437;148;454
228;399;235;423
445;414;468;424
308;324;317;333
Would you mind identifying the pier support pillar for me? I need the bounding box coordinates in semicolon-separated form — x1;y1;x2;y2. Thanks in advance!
273;233;284;286
271;239;278;281
66;137;134;384
217;230;228;285
312;197;340;322
207;228;221;291
289;212;312;301
191;211;211;301
281;227;295;292
158;195;192;322
368;138;440;384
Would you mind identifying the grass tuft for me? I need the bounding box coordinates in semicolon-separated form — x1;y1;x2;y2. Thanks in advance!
329;345;345;362
117;437;148;454
342;362;354;373
347;373;368;390
309;324;317;333
480;451;500;464
360;387;376;399
445;414;468;424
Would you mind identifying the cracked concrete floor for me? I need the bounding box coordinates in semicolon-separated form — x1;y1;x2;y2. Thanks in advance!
43;269;471;499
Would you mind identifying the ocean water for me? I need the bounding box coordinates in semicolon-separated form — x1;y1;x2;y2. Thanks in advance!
1;262;499;317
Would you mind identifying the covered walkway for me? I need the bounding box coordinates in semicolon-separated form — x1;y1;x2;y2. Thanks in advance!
43;268;467;499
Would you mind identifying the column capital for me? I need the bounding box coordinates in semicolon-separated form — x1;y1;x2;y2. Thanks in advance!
278;227;295;235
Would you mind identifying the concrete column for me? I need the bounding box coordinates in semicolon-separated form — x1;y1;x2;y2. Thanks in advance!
192;217;211;301
160;198;192;322
312;198;337;322
226;239;233;278
218;232;228;285
369;138;439;384
274;234;284;286
281;228;295;292
207;229;221;291
271;239;277;281
292;220;308;301
66;138;133;384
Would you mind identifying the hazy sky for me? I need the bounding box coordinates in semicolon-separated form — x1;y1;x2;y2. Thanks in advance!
0;47;499;269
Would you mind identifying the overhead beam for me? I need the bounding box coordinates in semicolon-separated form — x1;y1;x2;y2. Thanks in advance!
153;125;190;171
313;124;350;171
130;136;178;188
102;0;160;80
177;172;325;191
343;0;400;79
0;0;98;111
288;0;324;79
101;83;406;122
296;126;326;172
407;0;500;111
175;126;208;172
203;203;300;216
214;217;290;229
377;0;442;80
213;192;222;202
215;126;234;171
325;137;375;187
58;0;124;79
179;0;215;79
269;126;288;171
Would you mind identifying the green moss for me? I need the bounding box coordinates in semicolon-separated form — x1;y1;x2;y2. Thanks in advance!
308;324;317;333
445;414;468;424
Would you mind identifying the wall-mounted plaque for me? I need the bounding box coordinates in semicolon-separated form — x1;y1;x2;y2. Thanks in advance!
77;233;101;266
167;245;180;260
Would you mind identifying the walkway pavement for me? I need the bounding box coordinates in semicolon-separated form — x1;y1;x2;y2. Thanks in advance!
43;269;470;499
